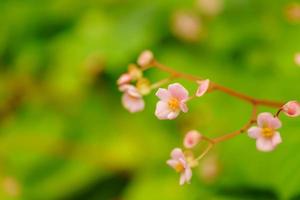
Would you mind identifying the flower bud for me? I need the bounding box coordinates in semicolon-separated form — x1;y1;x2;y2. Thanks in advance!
128;64;143;80
137;50;154;68
283;101;300;117
184;130;202;149
117;73;131;85
136;78;151;95
196;79;210;97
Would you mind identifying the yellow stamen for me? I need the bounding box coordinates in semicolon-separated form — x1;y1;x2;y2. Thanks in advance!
175;163;184;173
168;98;180;111
262;127;274;138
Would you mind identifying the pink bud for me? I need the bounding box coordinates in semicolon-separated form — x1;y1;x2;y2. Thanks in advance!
117;73;131;85
184;130;202;149
283;101;300;117
137;50;154;67
196;79;210;97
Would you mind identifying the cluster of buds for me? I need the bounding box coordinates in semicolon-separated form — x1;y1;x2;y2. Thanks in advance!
117;51;154;113
117;50;300;185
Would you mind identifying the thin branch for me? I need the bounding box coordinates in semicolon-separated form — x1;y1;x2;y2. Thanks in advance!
212;104;258;144
152;60;284;108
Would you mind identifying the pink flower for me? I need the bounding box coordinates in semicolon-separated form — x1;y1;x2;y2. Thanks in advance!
184;130;202;148
196;79;210;97
248;112;282;152
282;101;300;117
119;84;145;113
117;73;131;85
167;148;192;185
137;50;154;67
155;83;189;120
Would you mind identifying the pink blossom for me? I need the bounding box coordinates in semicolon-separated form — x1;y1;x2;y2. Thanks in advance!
137;50;154;67
282;101;300;117
248;112;282;152
155;83;189;120
184;130;202;148
167;148;192;185
119;84;144;113
117;73;131;85
196;79;210;97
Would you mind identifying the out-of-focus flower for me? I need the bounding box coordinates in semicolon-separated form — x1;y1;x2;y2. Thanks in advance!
196;0;223;17
294;53;300;66
137;50;154;68
2;177;21;197
167;148;192;185
184;130;202;148
199;155;221;183
282;101;300;117
171;11;203;42
119;84;145;113
248;112;282;152
196;79;210;97
155;83;189;120
285;3;300;23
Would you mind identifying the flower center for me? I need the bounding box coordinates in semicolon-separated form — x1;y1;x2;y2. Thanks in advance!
175;163;184;173
168;98;180;111
262;127;274;138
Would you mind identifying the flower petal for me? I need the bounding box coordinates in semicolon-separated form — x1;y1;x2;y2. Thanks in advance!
247;126;262;139
179;173;187;185
156;88;171;101
256;138;275;152
257;112;281;129
122;93;144;113
119;84;132;92
117;73;131;85
272;132;282;146
168;83;189;101
155;101;172;120
269;117;282;129
119;84;141;98
184;167;192;183
179;167;192;185
180;102;188;113
171;148;184;160
167;111;180;120
196;79;210;97
167;159;179;169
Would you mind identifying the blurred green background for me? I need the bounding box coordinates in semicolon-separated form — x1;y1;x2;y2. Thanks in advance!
0;0;300;199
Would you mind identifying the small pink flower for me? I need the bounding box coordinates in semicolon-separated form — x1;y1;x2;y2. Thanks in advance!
137;50;154;67
282;101;300;117
196;79;210;97
117;73;131;85
167;148;192;185
155;83;189;120
184;130;202;149
248;112;282;152
119;84;145;113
